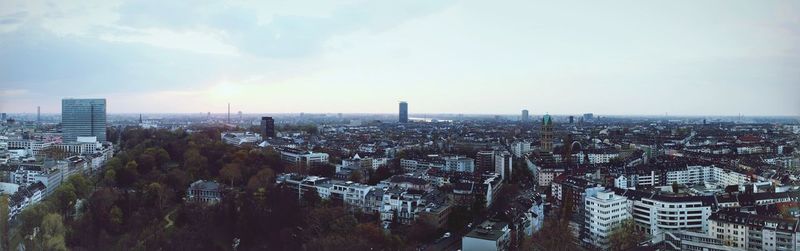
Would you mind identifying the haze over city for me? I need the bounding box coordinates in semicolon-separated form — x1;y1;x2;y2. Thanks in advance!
1;0;799;116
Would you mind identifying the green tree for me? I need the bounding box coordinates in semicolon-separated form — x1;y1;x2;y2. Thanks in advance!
220;163;242;186
672;181;680;193
0;195;8;250
66;175;91;199
40;213;67;251
117;161;140;187
102;169;117;186
52;183;77;218
183;148;208;179
145;182;167;210
246;168;275;191
609;218;647;251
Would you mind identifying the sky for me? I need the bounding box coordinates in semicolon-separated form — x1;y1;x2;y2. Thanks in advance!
0;0;798;116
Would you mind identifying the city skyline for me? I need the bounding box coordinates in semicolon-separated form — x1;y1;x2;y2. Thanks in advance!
1;1;799;116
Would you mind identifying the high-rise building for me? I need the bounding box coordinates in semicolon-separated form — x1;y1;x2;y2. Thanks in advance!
540;114;553;153
261;116;275;138
521;109;529;122
583;113;594;121
37;106;41;126
584;189;630;250
476;151;495;173
62;98;106;142
569;116;574;124
399;101;408;123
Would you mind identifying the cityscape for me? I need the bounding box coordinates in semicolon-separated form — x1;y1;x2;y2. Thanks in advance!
1;1;800;251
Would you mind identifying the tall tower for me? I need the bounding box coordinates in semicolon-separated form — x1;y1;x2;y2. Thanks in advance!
62;98;107;142
37;106;40;126
399;101;408;123
540;114;554;153
227;103;231;124
261;117;275;138
521;109;529;122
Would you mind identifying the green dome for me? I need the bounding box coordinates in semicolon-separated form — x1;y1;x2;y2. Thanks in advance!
542;114;552;125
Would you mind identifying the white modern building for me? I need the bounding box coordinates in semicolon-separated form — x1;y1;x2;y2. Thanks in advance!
462;220;511;251
615;189;714;243
584;189;631;249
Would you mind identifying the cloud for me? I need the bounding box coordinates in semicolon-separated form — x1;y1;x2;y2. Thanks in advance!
114;0;454;58
0;89;28;97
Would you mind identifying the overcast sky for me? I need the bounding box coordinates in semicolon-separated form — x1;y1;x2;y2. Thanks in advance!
0;0;798;116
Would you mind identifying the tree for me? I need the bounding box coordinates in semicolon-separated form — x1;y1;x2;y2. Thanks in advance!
66;175;91;199
220;163;242;186
136;153;157;174
246;168;275;191
472;195;487;215
609;218;646;251
0;195;8;250
530;217;578;251
671;181;680;193
52;183;77;218
302;187;321;208
367;166;393;185
145;183;167;211
40;213;67;251
349;171;364;183
102;169;117;186
109;206;124;233
117;161;140;188
183;148;208;179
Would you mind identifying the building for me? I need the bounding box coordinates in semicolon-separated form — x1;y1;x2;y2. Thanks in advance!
443;156;475;173
260;116;276;138
221;132;262;146
462;219;511;251
476;151;495;173
62;98;107;142
521;110;529;122
8;182;45;219
495;151;513;181
185;180;222;204
278;147;329;167
511;141;531;157
663;230;743;251
614;189;714;242
583;113;594;121
584;189;631;249
540;114;554;153
709;210;800;250
399;101;408;123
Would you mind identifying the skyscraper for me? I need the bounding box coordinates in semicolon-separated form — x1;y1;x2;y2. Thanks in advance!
521;109;529;122
569;116;574;124
37;106;41;126
399;101;408;123
62;98;106;142
261;116;275;138
540;114;553;153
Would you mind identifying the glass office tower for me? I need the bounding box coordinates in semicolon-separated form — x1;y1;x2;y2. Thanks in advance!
62;98;107;142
